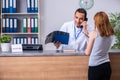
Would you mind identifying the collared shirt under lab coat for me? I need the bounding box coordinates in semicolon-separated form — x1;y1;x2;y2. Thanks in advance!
59;21;90;51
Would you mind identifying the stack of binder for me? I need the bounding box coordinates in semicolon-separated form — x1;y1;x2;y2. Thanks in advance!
2;0;17;13
2;18;18;33
22;17;38;33
13;37;38;44
27;0;38;13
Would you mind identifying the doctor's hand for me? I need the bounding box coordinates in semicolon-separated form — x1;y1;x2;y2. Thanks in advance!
54;41;61;49
81;21;89;36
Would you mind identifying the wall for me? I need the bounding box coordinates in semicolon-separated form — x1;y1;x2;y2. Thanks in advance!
40;0;120;50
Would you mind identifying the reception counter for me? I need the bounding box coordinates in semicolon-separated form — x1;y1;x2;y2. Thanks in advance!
0;50;120;80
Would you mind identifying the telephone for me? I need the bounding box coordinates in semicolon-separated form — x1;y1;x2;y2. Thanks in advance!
80;18;88;28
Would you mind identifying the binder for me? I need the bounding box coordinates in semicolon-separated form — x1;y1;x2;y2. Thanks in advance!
23;18;27;33
34;37;38;44
6;0;9;13
16;37;20;44
13;0;17;13
27;0;31;13
2;18;6;33
20;37;24;44
34;0;38;13
2;0;6;13
31;0;34;12
31;18;35;32
13;37;17;44
45;31;69;44
27;37;31;44
34;18;38;33
27;18;31;33
6;18;10;32
9;18;13;32
24;37;27;44
9;0;13;13
31;37;35;44
13;18;17;32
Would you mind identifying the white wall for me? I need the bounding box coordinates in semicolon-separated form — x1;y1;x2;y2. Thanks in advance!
40;0;120;50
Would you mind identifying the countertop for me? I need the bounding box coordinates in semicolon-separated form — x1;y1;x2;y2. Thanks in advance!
0;49;120;57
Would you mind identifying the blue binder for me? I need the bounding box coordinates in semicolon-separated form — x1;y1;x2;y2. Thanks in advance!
34;37;38;44
2;0;6;13
13;18;18;32
2;18;6;33
6;0;9;13
13;0;17;13
31;18;35;32
34;0;38;13
54;31;69;44
16;37;20;44
9;0;13;13
45;31;69;44
27;0;31;13
9;18;13;32
23;37;28;44
13;37;17;44
6;18;10;32
31;0;34;12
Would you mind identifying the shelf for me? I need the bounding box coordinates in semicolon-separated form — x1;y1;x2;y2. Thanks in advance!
1;0;40;44
2;13;39;15
1;33;39;35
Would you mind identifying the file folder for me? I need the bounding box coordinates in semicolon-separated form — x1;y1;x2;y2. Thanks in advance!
45;31;69;44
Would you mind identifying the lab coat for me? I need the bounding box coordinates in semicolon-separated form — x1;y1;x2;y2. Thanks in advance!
60;21;90;51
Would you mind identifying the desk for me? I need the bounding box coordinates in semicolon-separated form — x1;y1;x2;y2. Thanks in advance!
0;50;119;80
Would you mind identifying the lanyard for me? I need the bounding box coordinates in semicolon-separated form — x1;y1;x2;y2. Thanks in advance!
74;25;82;40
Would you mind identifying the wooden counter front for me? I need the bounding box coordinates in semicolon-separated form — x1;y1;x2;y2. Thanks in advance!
0;54;119;80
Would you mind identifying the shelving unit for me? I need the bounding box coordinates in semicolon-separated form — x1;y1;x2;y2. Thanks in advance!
0;0;1;34
0;0;40;44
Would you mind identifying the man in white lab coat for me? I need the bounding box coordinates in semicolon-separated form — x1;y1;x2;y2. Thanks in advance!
54;8;92;51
